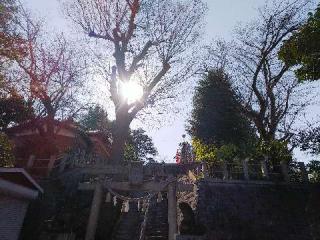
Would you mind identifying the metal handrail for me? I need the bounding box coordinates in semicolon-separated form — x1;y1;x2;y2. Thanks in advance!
204;160;309;182
139;198;151;240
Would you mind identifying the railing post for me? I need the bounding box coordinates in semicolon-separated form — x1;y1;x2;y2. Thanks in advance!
85;182;103;240
280;160;290;182
168;180;177;240
27;155;35;169
298;162;309;183
157;192;163;203
261;156;269;180
222;161;229;180
202;161;209;178
138;200;142;212
122;201;130;212
242;158;250;181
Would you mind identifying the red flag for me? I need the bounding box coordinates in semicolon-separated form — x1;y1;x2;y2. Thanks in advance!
175;150;181;164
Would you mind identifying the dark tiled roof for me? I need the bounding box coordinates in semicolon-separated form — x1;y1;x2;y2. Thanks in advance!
0;168;43;192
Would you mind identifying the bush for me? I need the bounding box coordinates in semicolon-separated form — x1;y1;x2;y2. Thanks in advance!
253;140;292;166
0;132;15;167
192;138;242;165
307;160;320;183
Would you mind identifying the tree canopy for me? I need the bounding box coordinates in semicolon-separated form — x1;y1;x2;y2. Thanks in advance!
0;0;26;75
0;1;33;130
188;69;255;149
295;126;320;155
279;4;320;81
0;92;33;129
79;105;111;133
208;1;312;145
124;128;158;162
64;0;207;162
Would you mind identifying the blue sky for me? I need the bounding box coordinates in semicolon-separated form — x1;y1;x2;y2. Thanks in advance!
24;0;319;163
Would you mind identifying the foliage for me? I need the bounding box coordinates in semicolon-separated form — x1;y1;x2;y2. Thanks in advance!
215;144;239;164
279;4;320;81
254;140;292;166
0;0;26;93
295;126;320;155
307;160;320;183
79;105;111;133
294;127;320;182
188;69;256;153
0;2;33;130
192;138;216;163
192;138;241;165
124;128;157;162
0;132;14;167
0;92;33;129
0;0;26;67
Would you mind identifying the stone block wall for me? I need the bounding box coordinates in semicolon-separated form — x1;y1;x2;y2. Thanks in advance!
0;195;29;240
196;180;319;240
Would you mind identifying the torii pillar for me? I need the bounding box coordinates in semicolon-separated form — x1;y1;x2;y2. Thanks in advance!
85;183;103;240
168;181;177;240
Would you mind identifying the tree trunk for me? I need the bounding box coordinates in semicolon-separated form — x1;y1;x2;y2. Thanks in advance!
109;112;131;164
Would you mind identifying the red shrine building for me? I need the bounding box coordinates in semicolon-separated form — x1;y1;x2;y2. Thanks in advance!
5;118;111;178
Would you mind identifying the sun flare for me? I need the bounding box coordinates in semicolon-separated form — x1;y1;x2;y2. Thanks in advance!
120;80;144;104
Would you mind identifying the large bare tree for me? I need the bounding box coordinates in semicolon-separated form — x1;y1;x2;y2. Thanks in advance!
11;8;87;136
64;0;207;162
212;0;314;144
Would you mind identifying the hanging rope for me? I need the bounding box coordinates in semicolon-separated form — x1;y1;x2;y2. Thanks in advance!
104;178;176;202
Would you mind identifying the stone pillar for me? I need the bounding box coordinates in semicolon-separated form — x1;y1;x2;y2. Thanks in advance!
105;192;111;203
202;161;209;178
27;155;35;169
138;200;142;211
157;192;163;203
222;161;229;180
121;201;130;212
281;160;290;182
47;155;56;176
298;162;309;183
168;182;177;240
261;157;269;180
242;158;250;181
85;183;103;240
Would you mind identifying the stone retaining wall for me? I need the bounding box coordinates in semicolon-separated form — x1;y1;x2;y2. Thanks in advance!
195;180;319;240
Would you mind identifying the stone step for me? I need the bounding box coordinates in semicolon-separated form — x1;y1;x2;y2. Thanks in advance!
144;200;169;240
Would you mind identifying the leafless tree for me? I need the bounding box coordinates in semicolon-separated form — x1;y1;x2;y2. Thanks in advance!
210;0;314;144
11;8;87;136
64;0;207;162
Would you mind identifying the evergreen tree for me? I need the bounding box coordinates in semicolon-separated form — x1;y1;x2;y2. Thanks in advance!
188;69;256;155
79;105;111;132
0;92;34;130
125;128;158;162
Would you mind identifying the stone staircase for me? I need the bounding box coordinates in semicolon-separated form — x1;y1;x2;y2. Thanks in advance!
112;208;144;240
145;200;169;240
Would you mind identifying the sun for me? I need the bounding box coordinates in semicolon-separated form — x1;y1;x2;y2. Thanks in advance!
120;80;144;104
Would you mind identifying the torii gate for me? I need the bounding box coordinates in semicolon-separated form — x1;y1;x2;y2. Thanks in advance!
77;162;198;240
